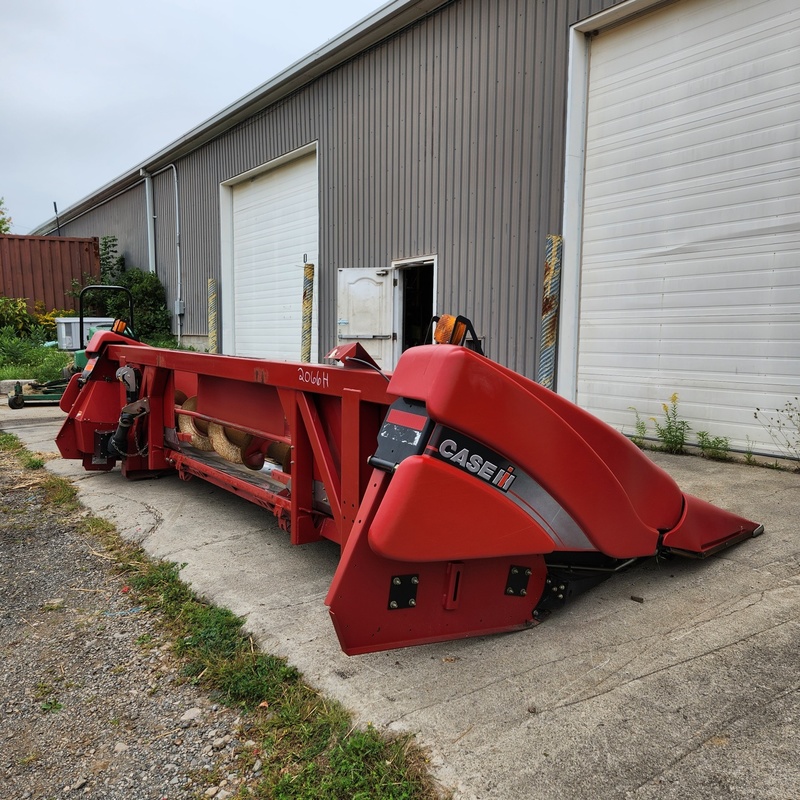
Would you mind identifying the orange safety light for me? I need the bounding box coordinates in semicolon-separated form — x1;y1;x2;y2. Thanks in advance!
431;314;483;355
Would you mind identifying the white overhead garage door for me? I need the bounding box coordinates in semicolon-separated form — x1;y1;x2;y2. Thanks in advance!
575;0;800;455
229;152;318;360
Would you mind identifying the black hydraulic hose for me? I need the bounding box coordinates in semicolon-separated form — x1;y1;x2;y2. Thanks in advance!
108;412;136;459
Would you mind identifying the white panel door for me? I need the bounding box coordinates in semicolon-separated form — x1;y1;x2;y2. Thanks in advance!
336;268;394;367
231;153;318;360
576;0;800;454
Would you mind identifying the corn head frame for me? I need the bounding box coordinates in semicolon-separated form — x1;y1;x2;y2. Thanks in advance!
56;320;762;655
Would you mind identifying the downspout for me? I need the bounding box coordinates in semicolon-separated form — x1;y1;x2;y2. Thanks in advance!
139;169;157;274
166;164;183;346
148;164;183;345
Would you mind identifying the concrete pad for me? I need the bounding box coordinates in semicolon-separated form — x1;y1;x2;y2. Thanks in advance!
1;402;798;799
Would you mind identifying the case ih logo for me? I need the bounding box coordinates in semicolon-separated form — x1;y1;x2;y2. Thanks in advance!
436;437;517;492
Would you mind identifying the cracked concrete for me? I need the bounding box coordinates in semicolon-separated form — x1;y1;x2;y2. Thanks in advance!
1;402;798;799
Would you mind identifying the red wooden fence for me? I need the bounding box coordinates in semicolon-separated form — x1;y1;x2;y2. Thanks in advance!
0;235;100;313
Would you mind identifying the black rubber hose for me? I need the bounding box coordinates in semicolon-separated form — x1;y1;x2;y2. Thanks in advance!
108;412;135;458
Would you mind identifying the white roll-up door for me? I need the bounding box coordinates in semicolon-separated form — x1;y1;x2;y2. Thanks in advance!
230;153;318;360
576;0;800;454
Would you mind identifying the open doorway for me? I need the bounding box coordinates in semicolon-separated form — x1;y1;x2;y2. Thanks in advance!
392;257;436;365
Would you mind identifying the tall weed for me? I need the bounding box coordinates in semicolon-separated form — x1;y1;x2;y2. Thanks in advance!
652;393;690;454
755;399;800;463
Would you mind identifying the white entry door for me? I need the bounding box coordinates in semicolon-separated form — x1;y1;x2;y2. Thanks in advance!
336;268;394;367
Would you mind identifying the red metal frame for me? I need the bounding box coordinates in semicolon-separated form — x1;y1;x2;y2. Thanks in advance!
59;339;390;549
56;333;763;655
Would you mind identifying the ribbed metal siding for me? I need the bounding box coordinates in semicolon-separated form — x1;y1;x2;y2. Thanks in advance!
48;0;621;366
313;0;616;373
52;183;148;275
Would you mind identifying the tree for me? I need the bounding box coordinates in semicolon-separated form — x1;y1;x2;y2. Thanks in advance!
0;197;12;234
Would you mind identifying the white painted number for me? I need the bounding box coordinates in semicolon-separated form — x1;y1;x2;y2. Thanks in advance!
297;367;330;388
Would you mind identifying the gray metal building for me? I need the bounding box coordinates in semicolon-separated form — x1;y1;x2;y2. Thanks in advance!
34;0;800;456
35;0;616;369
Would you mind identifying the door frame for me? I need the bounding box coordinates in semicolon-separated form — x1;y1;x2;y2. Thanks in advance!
389;254;437;366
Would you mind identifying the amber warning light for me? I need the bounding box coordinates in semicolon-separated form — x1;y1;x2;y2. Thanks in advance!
432;314;484;355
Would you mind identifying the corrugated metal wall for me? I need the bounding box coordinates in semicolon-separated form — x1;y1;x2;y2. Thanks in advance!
50;183;149;274
315;0;615;372
0;235;100;312
49;0;619;374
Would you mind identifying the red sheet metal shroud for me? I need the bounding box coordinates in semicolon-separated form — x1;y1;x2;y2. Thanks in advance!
327;345;761;654
380;345;678;558
382;345;758;556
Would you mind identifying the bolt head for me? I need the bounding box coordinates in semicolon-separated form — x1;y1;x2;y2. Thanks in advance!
392;577;401;585
411;576;419;585
520;589;527;596
389;600;398;609
408;599;416;607
506;587;515;595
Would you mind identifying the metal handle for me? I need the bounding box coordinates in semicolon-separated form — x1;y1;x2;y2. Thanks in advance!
338;334;392;340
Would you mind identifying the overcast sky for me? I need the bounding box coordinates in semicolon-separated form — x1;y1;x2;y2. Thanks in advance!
0;0;383;233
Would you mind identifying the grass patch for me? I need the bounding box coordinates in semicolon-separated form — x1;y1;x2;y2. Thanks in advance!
20;452;45;469
1;433;44;468
0;430;23;452
0;432;446;799
40;474;80;511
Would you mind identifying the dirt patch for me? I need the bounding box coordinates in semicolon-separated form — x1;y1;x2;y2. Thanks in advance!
0;448;258;799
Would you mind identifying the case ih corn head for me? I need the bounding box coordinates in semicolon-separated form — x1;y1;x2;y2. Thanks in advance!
56;316;762;655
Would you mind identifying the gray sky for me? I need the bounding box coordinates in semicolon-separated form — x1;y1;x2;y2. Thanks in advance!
0;0;382;233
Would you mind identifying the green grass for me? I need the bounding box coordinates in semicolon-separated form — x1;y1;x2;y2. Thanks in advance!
0;433;44;468
40;474;80;511
20;452;45;469
0;431;22;451
0;432;446;800
0;326;74;382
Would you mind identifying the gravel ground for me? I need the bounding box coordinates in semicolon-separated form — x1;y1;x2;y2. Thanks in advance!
0;448;260;800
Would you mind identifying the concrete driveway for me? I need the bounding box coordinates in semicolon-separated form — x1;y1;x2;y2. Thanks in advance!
1;401;798;800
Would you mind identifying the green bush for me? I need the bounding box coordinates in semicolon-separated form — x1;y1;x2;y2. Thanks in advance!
0;297;35;334
99;234;125;284
109;268;172;341
73;236;173;342
0;326;32;364
628;406;648;448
